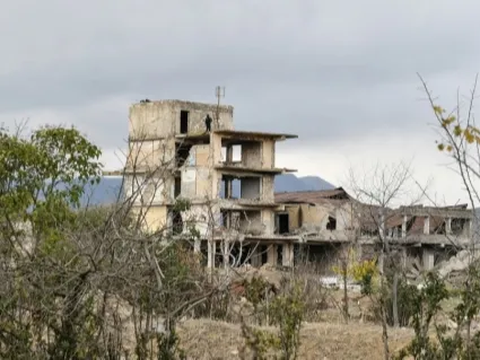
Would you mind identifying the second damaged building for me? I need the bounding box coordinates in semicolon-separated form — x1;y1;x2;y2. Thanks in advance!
275;187;474;272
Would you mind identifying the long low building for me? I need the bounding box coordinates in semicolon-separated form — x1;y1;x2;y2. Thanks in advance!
274;187;474;272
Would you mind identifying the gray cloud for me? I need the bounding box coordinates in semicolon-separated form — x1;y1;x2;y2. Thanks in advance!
1;0;480;151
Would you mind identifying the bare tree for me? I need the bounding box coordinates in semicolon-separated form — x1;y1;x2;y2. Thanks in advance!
346;160;425;359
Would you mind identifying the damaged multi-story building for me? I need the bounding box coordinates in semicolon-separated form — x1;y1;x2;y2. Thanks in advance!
108;99;299;268
106;99;475;272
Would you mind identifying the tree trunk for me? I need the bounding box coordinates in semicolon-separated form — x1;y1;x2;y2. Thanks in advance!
392;268;399;327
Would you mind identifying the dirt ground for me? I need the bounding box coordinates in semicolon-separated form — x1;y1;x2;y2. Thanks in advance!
177;319;414;359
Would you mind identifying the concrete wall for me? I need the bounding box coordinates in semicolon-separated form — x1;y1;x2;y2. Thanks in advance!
132;205;168;233
177;144;213;200
182;204;214;237
211;133;223;167
262;209;275;235
129;103;174;140
283;201;355;235
239;211;264;235
127;138;175;170
123;174;170;206
262;140;275;168
129;100;234;139
262;175;275;202
241;177;261;199
241;142;262;168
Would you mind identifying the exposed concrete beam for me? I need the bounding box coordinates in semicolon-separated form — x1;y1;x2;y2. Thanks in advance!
400;208;473;219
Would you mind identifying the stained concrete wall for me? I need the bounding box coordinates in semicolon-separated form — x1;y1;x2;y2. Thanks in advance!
262;175;275;202
262;140;275;169
129;100;234;140
211;132;223;167
182;204;216;237
132;205;168;233
283;201;355;234
241;177;261;199
127;138;175;170
262;209;275;235
178;144;213;200
239;211;264;235
241;142;262;168
285;204;327;232
123;174;170;206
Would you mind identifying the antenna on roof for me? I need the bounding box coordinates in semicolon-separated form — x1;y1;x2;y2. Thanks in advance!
214;86;225;128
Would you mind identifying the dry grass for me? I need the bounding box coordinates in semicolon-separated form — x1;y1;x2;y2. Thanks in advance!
177;319;413;359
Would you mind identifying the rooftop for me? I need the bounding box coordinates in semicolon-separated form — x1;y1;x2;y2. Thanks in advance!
131;99;234;112
274;187;351;204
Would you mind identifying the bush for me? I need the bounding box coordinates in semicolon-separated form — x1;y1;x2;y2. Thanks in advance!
371;277;418;327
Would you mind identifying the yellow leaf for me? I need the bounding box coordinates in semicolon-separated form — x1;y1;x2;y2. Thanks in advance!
433;105;445;115
465;128;475;144
454;125;462;137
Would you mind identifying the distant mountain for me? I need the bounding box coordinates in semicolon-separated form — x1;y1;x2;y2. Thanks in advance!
274;174;335;193
79;174;335;206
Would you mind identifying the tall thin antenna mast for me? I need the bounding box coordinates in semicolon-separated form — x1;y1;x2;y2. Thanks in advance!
214;86;225;128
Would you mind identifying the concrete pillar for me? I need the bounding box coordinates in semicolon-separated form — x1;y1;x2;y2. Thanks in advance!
401;215;408;238
207;240;216;269
282;243;294;267
267;244;278;266
223;240;230;268
226;145;233;163
401;247;407;269
194;239;201;253
225;211;231;229
445;218;452;235
422;248;435;270
424;216;430;235
251;245;262;267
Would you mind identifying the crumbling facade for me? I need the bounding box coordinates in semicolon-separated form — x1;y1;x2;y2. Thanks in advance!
274;187;474;272
109;100;298;267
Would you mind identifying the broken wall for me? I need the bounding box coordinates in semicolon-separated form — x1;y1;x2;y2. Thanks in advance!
123;174;171;206
179;144;213;200
239;211;264;235
241;177;261;199
127;138;175;170
241;142;262;168
281;201;356;238
132;205;168;233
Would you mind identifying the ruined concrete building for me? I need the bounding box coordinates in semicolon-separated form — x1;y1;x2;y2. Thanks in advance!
114;100;298;267
275;187;474;272
106;99;474;273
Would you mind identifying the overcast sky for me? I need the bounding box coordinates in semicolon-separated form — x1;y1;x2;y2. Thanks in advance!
1;0;479;205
